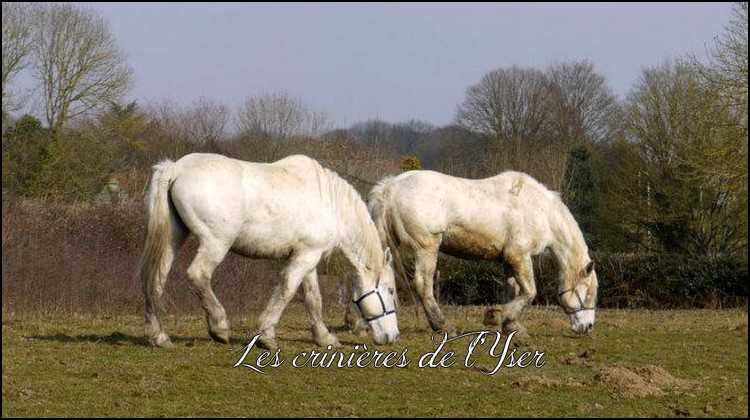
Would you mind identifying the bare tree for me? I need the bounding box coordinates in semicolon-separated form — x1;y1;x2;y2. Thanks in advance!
455;66;557;144
32;3;132;130
454;66;577;189
180;97;228;148
350;119;392;149
2;2;35;114
306;109;331;139
235;92;330;141
547;60;620;144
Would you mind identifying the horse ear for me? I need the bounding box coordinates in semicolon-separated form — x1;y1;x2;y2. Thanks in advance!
582;260;595;277
384;247;393;266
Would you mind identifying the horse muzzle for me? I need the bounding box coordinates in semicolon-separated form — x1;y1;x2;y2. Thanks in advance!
570;309;596;334
373;330;399;345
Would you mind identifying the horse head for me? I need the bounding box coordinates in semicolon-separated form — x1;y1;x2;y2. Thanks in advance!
352;248;399;344
558;259;598;334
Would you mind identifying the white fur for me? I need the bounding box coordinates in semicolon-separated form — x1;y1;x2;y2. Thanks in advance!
368;169;598;335
139;153;399;348
570;309;596;334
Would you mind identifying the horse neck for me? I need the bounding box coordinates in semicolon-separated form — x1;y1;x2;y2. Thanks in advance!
548;203;589;282
325;170;383;282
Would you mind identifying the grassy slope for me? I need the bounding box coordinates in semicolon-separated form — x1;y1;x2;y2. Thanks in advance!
2;305;747;417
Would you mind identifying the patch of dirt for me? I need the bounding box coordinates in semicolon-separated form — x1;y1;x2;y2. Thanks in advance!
562;356;588;366
562;348;596;366
579;348;595;358
595;366;662;398
636;365;690;388
563;376;586;388
482;308;502;326
594;365;691;399
577;402;604;414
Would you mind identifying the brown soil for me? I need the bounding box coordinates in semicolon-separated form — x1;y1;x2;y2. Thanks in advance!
541;318;569;329
482;308;502;326
594;364;691;398
562;348;596;366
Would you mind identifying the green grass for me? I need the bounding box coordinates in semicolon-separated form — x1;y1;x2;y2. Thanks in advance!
2;305;747;417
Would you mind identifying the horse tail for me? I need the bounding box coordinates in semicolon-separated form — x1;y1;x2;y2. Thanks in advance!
138;159;185;344
368;177;411;302
368;177;394;247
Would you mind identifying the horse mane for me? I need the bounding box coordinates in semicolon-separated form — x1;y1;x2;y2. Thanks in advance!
368;176;395;239
504;171;590;275
321;167;384;273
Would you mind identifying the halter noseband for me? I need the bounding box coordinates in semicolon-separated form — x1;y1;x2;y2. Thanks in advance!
557;288;594;315
353;278;397;322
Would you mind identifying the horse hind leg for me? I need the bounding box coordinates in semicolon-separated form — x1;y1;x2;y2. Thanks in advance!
414;248;456;336
186;242;231;344
302;270;341;347
144;224;187;348
257;250;322;350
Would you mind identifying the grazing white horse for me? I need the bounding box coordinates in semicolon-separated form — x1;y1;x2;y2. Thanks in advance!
138;153;399;349
364;170;598;336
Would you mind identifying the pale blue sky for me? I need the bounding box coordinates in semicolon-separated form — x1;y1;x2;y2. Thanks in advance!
75;2;733;128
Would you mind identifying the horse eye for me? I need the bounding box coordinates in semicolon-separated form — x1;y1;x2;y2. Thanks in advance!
388;288;395;295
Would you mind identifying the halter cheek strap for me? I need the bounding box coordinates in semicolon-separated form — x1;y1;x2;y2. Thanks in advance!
557;288;594;315
353;279;397;322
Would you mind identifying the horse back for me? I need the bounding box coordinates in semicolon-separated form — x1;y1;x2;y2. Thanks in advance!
387;170;553;258
169;153;338;258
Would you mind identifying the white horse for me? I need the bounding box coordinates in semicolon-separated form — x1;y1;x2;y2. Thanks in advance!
363;169;597;336
138;153;399;349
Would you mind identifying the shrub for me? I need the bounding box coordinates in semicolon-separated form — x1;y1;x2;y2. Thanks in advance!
437;252;747;309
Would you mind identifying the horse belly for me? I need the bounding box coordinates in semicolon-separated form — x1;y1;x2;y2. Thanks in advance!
231;217;334;260
231;235;293;259
440;228;504;261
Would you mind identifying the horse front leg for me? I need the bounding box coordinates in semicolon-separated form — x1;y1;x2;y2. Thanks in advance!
256;251;321;350
483;276;520;327
301;270;341;347
491;255;535;338
342;274;370;337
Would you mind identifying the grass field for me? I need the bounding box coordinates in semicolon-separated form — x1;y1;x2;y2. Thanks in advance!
2;304;747;417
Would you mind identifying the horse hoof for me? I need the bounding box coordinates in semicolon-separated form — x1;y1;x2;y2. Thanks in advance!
152;333;174;348
515;330;530;339
209;329;230;344
503;327;530;340
442;325;458;338
431;325;457;338
316;334;342;348
256;336;278;351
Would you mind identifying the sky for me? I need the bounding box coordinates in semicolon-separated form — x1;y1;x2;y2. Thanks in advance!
36;3;736;129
